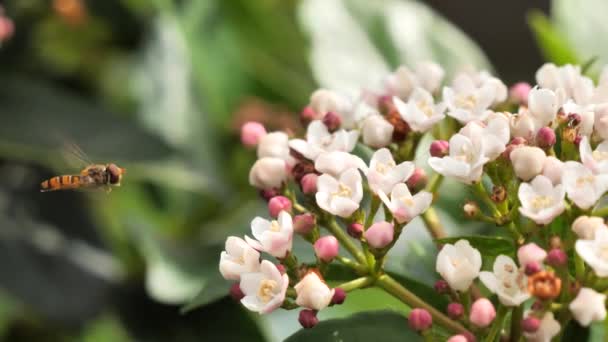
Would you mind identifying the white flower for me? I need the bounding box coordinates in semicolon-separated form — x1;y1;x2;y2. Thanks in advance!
393;88;445;132
594;103;608;140
341;101;376;129
572;215;607;240
542;156;564;185
443;73;497;124
459;113;510;160
580;136;608;174
509;110;539;141
315;151;366;177
562;100;595;136
379;183;432;224
524;312;560;342
436;239;482;292
569;287;607;326
510;146;546;181
479;255;530;306
316;168;363;218
245;211;293;258
257;132;294;165
562;161;608;209
518;175;565;225
240;260;288;314
384;62;445;98
309;89;353;118
294;272;335;310
361;114;394;148
527;87;559;125
365;148;414;195
428;133;489;184
576;227;608;277
249;157;288;189
219;236;261;280
289;120;359;161
536;63;594;105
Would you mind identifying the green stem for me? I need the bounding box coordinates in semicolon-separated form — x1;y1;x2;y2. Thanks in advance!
510;305;523;342
506;222;524;246
365;196;381;228
472;181;501;218
336;256;368;274
325;219;367;265
376;274;470;335
336;276;374;292
575;253;586;281
591;206;608;217
485;305;508;342
426;174;444;194
421;207;446;242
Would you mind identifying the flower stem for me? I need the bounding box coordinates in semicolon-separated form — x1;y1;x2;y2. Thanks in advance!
484;305;508;342
426;173;444;194
325;218;367;265
336;256;368;274
421;207;446;241
376;274;470;335
337;276;374;292
472;181;501;218
591;205;608;217
510;305;523;342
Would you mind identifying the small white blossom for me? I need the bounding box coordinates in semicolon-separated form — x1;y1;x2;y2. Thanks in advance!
459;113;510;160
393;88;446;132
294;272;335;311
361;114;394;148
436;239;482;292
316;168;363;218
536;63;594;105
315;151;366;177
527;87;559;126
310;89;353;119
365;148;414;195
428;133;489;184
479;255;530;306
562;100;595;136
257;132;295;165
245;211;293;258
378;183;433;224
572;215;607;240
240;260;288;314
384;62;445;98
594;103;608;140
518;175;565;225
511;146;547;181
289;120;359;161
542;156;565;185
509;110;539;141
249;157;288;189
443;73;497;124
524;312;560;342
219;236;261;280
580;136;608;174
562;161;608;209
569;287;607;326
576;227;608;277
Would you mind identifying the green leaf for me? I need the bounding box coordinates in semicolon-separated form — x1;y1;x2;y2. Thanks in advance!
435;236;514;257
180;274;231;313
387;272;448;311
285;310;422;342
527;10;578;66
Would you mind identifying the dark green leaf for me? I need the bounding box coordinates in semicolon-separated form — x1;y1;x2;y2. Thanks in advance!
180;274;231;313
527;10;578;65
387;272;448;311
435;236;514;257
285;310;422;342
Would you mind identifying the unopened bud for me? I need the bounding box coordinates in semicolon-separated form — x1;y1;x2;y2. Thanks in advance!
434;279;450;294
525;261;542;276
406;168;428;193
229;283;245;301
259;188;280;201
0;16;14;42
300;106;317;125
430;140;449;158
447;302;464;319
300;173;318;194
502;137;527;160
322;112;342;132
276;264;286;275
469;298;496;328
314;236;339;262
549;236;562;249
491;185;506;203
347;223;364;239
510;146;546;181
536;127;556;148
240;121;267;148
292;160;315;183
509;82;532;105
364;221;394;248
294;213;316;235
408;308;433;331
298;309;319;328
546;248;567;267
521;316;541;333
463;201;480;218
268;196;292;218
331;288;346;305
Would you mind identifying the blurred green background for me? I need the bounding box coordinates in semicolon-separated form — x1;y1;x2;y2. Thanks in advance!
0;0;606;341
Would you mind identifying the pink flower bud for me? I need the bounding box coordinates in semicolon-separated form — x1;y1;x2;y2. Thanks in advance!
268;196;292;218
364;221;394;248
300;173;318;194
502;137;526;159
469;298;496;328
293;213;316;235
347;223;364;238
408;308;432;331
434;279;450;294
546;248;567;267
314;236;339;262
0;16;14;42
525;261;542;276
522;316;541;333
229;283;245;301
518;243;547;267
447;302;464;319
406;168;428;192
447;335;468;342
276;264;286;275
298;309;319;329
322;112;342;132
509;82;532;104
300;106;317;125
259;188;280;201
240;121;266;148
331;287;346;305
536;127;556;148
430;140;449;157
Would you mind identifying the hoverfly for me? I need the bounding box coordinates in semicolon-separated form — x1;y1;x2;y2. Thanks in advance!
40;143;126;192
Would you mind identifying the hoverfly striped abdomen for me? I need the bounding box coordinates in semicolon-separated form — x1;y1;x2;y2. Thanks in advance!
40;174;84;192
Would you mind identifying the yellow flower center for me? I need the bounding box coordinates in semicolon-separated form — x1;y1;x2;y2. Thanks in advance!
593;150;608;161
258;279;278;303
375;161;396;174
270;220;281;232
531;195;554;210
416;100;434;117
455;94;477;110
332;182;352;198
401;197;414;207
576;175;595;187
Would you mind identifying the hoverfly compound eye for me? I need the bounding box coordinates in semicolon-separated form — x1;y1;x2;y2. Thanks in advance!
107;164;122;184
